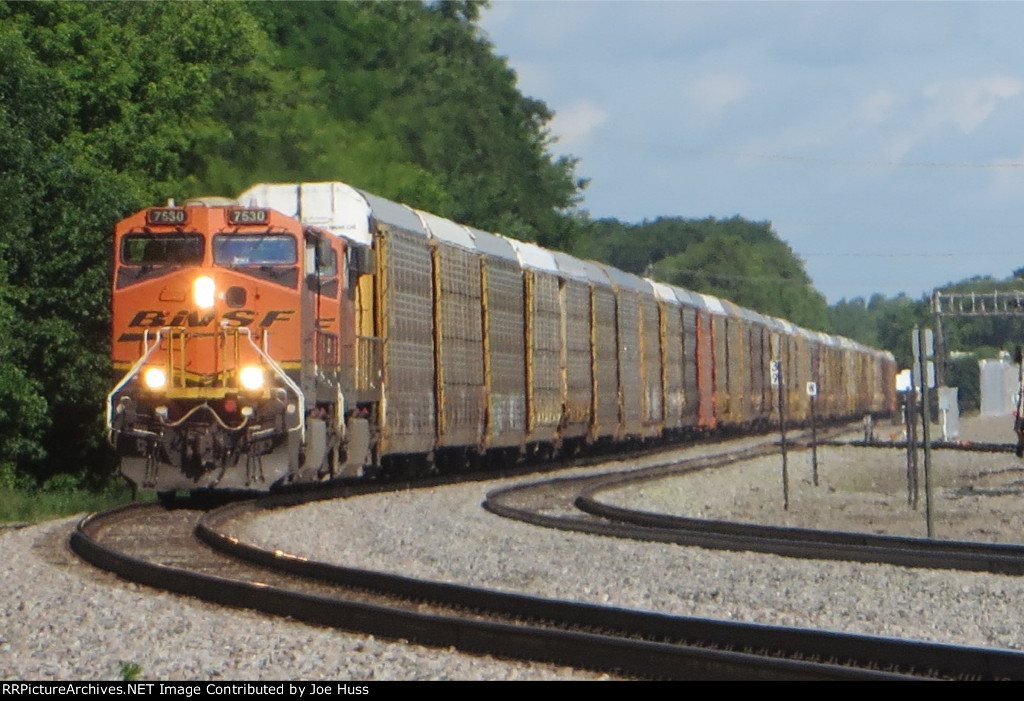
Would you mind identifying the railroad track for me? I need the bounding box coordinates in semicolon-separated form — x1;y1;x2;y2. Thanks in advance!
70;442;1024;680
484;445;1024;575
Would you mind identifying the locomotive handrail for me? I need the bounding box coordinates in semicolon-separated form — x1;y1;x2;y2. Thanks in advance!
106;327;171;442
237;326;306;443
106;326;306;445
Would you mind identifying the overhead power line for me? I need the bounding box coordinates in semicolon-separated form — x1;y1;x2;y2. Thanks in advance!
803;251;1020;258
693;149;1024;169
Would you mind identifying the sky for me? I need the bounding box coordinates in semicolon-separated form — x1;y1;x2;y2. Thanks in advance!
478;0;1024;304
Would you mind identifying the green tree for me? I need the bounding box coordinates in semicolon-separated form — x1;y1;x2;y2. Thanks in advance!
0;0;591;486
245;0;587;248
575;215;829;329
0;0;278;484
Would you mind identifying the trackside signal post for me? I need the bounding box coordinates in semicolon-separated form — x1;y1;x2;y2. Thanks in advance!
771;359;789;510
895;368;918;508
912;325;936;538
807;381;819;486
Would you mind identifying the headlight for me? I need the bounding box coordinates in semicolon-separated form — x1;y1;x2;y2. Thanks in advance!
143;367;167;390
239;365;264;391
193;275;216;309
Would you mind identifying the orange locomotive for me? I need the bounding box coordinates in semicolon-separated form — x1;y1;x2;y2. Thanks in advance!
109;198;369;492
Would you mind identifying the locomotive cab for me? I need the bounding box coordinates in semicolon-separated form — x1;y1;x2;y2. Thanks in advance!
108;199;356;491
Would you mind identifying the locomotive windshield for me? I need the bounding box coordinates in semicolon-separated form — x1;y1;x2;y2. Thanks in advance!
213;234;297;266
121;234;204;266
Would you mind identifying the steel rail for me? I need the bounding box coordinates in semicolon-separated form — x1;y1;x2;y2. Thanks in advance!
198;499;1020;680
69;502;908;680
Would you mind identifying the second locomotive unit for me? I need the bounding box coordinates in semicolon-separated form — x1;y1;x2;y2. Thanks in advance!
108;181;896;492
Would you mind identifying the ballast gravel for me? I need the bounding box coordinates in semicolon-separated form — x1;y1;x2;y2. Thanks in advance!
4;414;1024;681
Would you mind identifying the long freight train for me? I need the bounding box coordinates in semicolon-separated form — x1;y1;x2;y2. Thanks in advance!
108;181;896;492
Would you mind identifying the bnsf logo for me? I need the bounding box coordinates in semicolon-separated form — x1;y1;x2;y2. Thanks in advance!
117;309;294;342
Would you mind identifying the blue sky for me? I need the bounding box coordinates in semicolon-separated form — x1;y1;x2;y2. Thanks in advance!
478;1;1024;304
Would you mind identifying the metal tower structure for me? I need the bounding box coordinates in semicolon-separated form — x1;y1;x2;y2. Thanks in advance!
931;289;1024;386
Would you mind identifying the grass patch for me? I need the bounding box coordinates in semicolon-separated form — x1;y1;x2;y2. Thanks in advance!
0;484;147;524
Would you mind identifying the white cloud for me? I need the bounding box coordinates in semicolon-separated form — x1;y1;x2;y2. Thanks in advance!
682;72;750;117
547;100;608;152
860;76;1024;163
859;90;900;126
922;75;1024;134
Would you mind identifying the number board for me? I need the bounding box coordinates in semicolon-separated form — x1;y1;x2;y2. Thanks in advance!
228;208;270;225
146;208;187;226
806;381;818;397
770;360;780;387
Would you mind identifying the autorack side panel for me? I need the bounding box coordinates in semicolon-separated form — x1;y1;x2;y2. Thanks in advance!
720;301;750;427
553;252;594;441
753;315;772;425
366;196;437;456
581;261;620;441
691;293;717;430
860;346;876;415
602;265;644;438
806;331;821;416
819;333;834;418
793;327;813;423
852;341;871;415
738;306;769;426
841;337;859;416
650;282;684;433
833;336;849;417
884;351;898;414
762;316;785;417
700;294;730;429
639;279;664;437
807;331;826;419
417;210;486;449
816;333;835;418
511;241;562;445
470;227;527;450
875;351;890;414
772;318;796;421
672;287;703;429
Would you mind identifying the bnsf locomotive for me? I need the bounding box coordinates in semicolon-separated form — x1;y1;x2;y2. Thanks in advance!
108;181;896;492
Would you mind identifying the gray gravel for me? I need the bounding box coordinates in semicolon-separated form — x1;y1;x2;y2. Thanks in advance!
4;415;1024;680
0;518;609;681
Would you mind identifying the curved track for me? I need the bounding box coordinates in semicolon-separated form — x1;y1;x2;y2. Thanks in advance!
484;444;1024;575
70;464;1024;680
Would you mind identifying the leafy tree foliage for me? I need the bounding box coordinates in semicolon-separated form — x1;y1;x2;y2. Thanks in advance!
0;0;586;485
574;216;829;329
236;1;586;248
